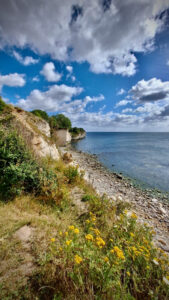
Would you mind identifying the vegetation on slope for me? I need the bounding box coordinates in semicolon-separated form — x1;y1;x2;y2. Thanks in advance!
70;126;85;137
0;126;61;202
0;97;7;113
49;113;72;130
31;110;49;122
0;102;168;299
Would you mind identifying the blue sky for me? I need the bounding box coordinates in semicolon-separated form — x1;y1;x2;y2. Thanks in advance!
0;0;169;131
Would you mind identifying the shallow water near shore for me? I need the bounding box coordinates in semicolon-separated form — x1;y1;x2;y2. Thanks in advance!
72;132;169;192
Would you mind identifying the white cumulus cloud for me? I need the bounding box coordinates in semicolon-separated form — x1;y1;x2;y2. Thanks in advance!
115;99;131;107
40;62;62;82
13;50;39;65
117;88;126;96
0;73;25;91
130;78;169;102
66;65;73;73
17;84;83;111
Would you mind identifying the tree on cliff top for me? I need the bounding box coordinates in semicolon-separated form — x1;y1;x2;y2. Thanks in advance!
50;114;72;130
31;110;49;122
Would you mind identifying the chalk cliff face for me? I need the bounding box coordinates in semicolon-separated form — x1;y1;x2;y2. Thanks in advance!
8;108;60;160
1;104;86;156
71;132;86;140
52;129;72;146
52;129;86;145
30;116;51;137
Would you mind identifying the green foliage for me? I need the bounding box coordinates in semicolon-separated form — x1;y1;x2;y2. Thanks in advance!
42;206;169;299
0;97;7;113
81;194;95;202
64;166;79;184
31;110;49;122
69;127;85;136
0;128;58;201
50;114;72;130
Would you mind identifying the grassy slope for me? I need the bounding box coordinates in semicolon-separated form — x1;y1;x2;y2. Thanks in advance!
0;158;169;299
0;102;169;299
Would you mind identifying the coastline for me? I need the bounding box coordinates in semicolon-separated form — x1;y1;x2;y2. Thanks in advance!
60;145;169;252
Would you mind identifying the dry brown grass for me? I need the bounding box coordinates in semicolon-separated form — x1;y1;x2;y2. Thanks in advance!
0;195;78;299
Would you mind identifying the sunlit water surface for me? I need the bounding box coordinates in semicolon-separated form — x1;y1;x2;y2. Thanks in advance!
72;132;169;192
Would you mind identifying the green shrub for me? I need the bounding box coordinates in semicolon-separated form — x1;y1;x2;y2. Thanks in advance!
70;127;85;136
0;128;58;201
81;194;95;202
0;97;7;113
31;110;49;122
50;114;72;130
64;166;79;184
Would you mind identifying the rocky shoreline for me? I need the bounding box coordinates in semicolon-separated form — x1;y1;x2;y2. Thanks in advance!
61;146;169;253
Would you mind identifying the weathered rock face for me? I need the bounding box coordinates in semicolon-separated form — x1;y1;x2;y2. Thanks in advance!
52;129;72;146
31;117;51;137
10;109;60;160
31;135;60;160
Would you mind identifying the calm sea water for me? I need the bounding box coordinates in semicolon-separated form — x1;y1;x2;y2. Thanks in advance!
72;132;169;192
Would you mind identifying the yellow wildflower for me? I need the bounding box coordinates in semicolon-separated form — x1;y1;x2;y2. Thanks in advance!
66;240;72;246
51;238;55;242
96;237;105;247
74;254;83;264
104;257;109;263
124;209;128;214
92;228;100;236
86;219;90;224
68;225;75;230
59;231;63;236
131;213;137;219
74;228;79;234
111;246;125;260
126;272;130;276
85;234;94;241
130;232;134;237
65;231;68;236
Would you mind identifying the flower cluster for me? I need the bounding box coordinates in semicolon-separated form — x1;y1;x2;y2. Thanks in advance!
96;237;105;248
74;254;83;265
110;246;125;260
85;234;94;241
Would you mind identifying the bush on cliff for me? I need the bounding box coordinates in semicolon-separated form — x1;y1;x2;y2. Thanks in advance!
69;127;85;136
0;127;58;201
31;109;49;122
50;114;72;130
0;97;8;113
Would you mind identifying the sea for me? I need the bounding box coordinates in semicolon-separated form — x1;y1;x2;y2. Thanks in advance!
72;132;169;192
